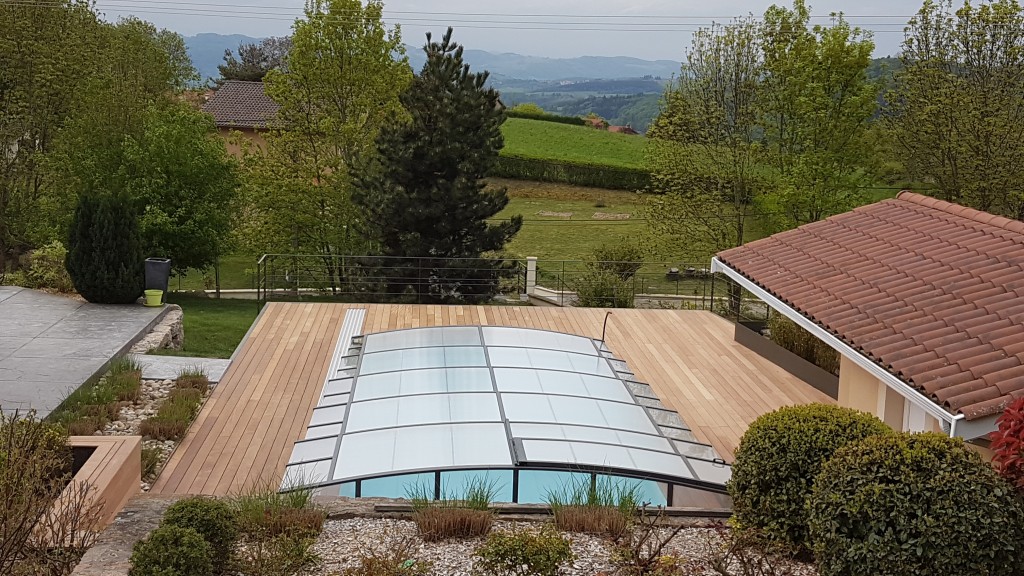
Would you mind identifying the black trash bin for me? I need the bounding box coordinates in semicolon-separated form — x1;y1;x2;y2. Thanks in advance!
145;258;172;303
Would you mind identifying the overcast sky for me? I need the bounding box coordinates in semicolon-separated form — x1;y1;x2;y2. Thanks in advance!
94;0;927;60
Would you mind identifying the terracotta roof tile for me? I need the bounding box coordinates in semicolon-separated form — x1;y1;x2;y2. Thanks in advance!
201;81;279;129
718;192;1024;421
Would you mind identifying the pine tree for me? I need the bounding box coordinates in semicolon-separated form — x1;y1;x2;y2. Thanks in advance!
353;28;522;302
66;193;145;304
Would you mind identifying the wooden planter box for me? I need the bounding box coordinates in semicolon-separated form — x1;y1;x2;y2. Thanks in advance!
64;436;141;528
734;322;839;400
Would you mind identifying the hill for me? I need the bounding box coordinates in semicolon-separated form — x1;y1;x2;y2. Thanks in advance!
500;118;645;169
185;33;261;81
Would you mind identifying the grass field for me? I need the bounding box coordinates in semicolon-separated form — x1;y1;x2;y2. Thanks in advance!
149;294;258;358
501;118;646;169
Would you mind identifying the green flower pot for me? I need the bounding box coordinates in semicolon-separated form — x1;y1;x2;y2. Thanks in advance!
144;289;163;307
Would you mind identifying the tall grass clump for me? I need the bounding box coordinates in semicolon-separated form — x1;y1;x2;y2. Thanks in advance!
228;481;325;576
406;476;499;541
545;475;640;537
139;388;203;441
175;365;210;393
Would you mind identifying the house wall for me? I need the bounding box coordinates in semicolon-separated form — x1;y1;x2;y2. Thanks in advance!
837;356;947;436
217;127;267;157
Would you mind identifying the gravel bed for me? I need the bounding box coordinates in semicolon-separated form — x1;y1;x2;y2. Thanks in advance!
304;518;818;576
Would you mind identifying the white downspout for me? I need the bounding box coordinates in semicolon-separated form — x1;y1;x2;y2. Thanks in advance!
949;413;965;438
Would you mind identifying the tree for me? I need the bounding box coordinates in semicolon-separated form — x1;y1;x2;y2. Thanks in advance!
121;103;239;274
66;193;145;304
886;0;1024;220
217;36;291;83
353;28;523;302
237;0;411;288
0;0;103;270
760;1;881;227
644;16;767;262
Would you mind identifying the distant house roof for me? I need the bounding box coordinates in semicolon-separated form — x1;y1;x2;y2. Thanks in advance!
716;191;1024;421
202;80;279;129
608;125;639;135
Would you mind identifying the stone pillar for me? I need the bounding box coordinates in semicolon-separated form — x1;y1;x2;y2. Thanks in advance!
526;257;538;296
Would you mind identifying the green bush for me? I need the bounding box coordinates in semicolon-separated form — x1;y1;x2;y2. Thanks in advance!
808;433;1024;576
767;314;840;375
591;243;644;281
66;192;145;304
24;241;75;293
492;154;650;190
474;526;574;576
728;404;891;549
163;497;238;573
572;268;634;308
129;525;212;576
505;106;586;126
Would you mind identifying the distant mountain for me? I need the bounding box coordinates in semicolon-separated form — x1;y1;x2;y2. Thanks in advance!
182;33;681;83
185;33;261;82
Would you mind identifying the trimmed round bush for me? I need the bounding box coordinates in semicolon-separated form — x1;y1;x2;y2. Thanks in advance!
163;496;238;573
727;404;891;548
808;432;1024;576
129;525;212;576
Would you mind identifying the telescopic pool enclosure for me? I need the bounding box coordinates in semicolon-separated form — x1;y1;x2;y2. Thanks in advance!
283;321;732;508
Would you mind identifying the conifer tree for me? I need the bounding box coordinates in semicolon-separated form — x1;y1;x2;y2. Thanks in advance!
353;28;522;302
66;193;145;304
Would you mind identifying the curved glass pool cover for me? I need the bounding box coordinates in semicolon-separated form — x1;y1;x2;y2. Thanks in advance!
284;326;731;506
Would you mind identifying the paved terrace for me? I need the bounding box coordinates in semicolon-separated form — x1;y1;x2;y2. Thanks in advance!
152;303;832;496
0;286;167;416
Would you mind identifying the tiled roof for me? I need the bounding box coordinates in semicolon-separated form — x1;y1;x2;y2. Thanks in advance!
201;80;279;129
718;192;1024;421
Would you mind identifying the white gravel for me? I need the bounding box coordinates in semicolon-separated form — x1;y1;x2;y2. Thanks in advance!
303;518;818;576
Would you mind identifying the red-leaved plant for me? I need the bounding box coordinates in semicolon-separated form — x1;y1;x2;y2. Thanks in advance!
990;397;1024;494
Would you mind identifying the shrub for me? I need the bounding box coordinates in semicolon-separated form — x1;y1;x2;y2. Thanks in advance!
67;415;106;436
766;314;839;375
990;397;1024;493
140;388;203;441
505;106;586;126
808;433;1024;576
610;505;689;576
175;367;210;394
573;268;634;308
129;524;212;576
24;241;75;293
474;525;574;576
491;154;650;190
230;533;320;576
66;192;145;304
727;404;891;549
110;355;144;378
163;497;238;573
107;372;142;403
591;243;644;281
546;475;638;537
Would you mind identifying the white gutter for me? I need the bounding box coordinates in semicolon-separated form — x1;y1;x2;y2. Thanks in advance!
711;257;957;429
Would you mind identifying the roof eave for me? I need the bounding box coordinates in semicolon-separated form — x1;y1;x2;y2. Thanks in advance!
710;257;971;435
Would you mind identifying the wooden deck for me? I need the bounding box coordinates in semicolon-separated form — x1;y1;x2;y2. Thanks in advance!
151;304;832;496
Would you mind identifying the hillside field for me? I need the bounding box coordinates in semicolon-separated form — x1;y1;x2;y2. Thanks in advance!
500;118;646;169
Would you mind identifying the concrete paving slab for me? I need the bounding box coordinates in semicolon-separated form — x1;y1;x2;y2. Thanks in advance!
0;288;168;416
136;356;232;383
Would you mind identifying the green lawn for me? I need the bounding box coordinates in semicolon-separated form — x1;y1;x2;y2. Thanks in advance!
501;118;646;169
170;254;258;291
149;294;258;359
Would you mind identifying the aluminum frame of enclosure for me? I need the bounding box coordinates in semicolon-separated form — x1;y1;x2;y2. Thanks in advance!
284;325;731;505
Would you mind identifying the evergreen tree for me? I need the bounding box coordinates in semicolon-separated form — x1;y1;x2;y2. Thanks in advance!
66;193;144;304
353;28;522;302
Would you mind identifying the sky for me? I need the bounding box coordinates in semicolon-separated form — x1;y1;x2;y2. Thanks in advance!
93;0;928;60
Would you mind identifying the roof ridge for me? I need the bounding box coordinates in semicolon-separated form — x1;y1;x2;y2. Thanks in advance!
219;79;266;85
896;190;1024;235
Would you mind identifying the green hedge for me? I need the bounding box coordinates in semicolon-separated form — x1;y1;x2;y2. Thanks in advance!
808;433;1024;576
492;154;651;190
728;404;892;550
505;110;586;125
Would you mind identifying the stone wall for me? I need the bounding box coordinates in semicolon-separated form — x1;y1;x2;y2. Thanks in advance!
129;305;183;354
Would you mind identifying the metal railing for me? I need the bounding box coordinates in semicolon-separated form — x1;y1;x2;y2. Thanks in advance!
256;254;527;307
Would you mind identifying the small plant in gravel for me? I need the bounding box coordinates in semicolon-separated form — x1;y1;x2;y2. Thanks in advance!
109;355;144;378
175;366;210;393
342;533;433;576
66;415;107;436
546;475;639;538
611;505;690;576
140;388;203;441
407;476;500;541
232;482;326;539
231;532;320;576
141;446;163;480
129;524;213;576
702;525;798;576
108;372;142;403
163;496;239;574
474;525;574;576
